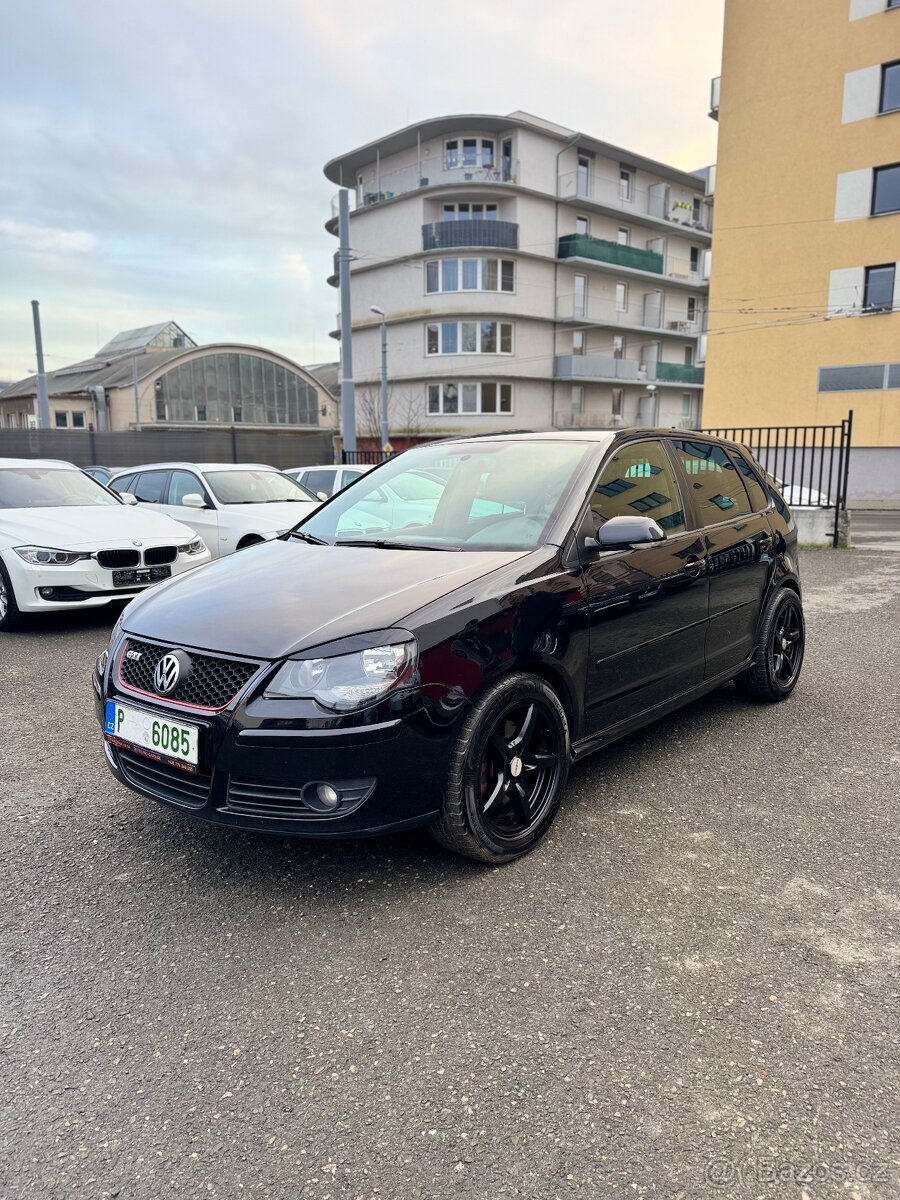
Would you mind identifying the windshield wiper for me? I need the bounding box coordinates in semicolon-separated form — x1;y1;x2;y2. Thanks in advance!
334;538;462;551
288;530;330;545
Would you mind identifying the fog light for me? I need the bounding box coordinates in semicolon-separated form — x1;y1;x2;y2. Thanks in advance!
40;587;55;599
315;783;340;810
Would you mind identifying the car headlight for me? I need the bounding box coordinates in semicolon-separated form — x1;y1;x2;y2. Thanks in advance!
178;537;206;556
264;638;417;711
14;545;91;565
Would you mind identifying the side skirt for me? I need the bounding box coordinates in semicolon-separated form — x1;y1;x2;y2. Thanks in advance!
570;658;752;763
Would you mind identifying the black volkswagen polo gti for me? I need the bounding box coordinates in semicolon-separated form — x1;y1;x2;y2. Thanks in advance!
94;431;805;863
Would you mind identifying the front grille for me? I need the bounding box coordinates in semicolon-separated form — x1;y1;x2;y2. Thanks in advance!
144;545;177;566
117;747;211;809
97;549;140;569
118;638;260;710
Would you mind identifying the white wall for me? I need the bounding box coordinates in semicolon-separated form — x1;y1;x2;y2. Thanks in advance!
842;65;883;123
834;168;874;220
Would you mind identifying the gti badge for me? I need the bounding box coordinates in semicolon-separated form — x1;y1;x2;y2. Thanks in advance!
153;651;191;695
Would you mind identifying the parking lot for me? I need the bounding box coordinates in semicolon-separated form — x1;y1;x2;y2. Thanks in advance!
2;542;899;1198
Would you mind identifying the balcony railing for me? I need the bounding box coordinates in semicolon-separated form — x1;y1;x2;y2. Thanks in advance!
558;234;664;274
557;293;701;335
656;362;706;385
422;219;519;251
558;171;712;234
710;76;721;120
349;158;521;209
555;355;705;387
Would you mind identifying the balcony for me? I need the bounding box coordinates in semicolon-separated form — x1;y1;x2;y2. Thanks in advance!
710;76;721;120
558;172;712;236
341;158;522;213
557;293;701;336
656;362;706;385
422;219;519;251
558;234;663;274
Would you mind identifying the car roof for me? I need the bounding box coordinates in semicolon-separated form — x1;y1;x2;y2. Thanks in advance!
414;428;743;450
0;457;83;469
288;463;366;472
108;462;278;478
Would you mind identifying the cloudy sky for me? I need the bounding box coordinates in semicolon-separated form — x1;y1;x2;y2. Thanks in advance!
0;0;723;382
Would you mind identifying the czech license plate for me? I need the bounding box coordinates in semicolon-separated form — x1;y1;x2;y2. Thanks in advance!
112;566;172;587
104;700;199;768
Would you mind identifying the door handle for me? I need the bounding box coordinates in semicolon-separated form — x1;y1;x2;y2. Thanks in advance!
682;556;705;578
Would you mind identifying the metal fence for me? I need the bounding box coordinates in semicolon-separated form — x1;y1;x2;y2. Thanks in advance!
0;427;333;470
702;411;853;545
342;449;396;466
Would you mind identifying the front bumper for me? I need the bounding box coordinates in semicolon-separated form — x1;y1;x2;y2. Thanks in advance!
93;669;455;839
5;548;212;612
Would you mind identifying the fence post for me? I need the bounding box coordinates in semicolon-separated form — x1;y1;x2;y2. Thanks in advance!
231;426;238;463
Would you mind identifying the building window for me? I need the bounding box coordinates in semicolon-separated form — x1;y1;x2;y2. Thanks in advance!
881;61;900;112
444;138;495;170
232;405;243;422
617;227;630;246
615;281;628;312
441;201;498;221
426;381;513;415
54;411;68;428
690;246;700;273
692;197;702;223
155;398;167;420
155;352;319;426
573;331;585;355
195;404;207;421
863;263;896;311
687;297;697;322
872;163;900;214
611;388;624;417
574;274;587;319
425;257;515;294
576;215;589;236
425;320;514;355
619;166;634;202
684;346;695;366
681;392;693;419
889;1;900;10
613;335;626;359
71;411;86;429
577;155;590;197
572;385;584;415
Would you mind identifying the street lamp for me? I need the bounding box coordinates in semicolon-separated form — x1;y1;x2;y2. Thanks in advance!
369;306;390;452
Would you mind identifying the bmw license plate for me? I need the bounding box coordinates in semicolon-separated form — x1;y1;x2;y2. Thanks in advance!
112;566;171;587
104;700;199;769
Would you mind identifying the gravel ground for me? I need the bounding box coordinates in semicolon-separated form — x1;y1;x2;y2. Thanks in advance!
2;546;899;1199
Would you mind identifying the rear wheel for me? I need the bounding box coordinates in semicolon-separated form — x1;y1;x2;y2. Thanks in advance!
735;588;805;702
431;673;569;863
0;558;24;632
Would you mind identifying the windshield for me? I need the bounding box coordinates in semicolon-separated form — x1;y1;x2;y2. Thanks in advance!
204;470;316;504
0;467;121;509
294;441;591;550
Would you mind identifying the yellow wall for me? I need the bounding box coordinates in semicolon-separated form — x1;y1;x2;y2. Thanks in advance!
705;0;900;448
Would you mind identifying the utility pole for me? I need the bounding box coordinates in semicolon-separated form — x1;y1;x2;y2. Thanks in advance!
30;300;51;429
337;189;356;454
132;357;142;431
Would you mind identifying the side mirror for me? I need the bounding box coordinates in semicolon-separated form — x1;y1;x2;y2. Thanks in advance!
593;515;667;550
120;492;138;506
317;491;329;501
182;493;207;510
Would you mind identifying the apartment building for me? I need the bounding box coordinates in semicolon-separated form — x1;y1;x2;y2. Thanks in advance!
323;112;712;437
704;0;900;500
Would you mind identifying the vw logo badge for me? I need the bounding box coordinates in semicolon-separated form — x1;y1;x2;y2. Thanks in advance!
154;652;186;695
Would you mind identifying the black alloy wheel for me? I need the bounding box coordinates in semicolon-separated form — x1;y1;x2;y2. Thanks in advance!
735;588;805;702
432;673;569;863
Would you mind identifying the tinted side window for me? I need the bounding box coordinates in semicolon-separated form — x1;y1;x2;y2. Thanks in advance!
168;470;208;506
729;451;767;512
133;471;168;503
341;470;364;489
673;440;751;524
591;440;686;533
110;473;135;494
304;469;337;496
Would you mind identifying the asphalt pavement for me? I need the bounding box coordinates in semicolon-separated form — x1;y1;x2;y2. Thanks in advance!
2;544;899;1199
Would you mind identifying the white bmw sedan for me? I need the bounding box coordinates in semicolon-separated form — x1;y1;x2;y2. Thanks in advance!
0;458;211;631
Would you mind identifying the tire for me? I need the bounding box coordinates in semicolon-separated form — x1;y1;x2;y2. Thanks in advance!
236;535;264;551
431;672;570;863
734;588;805;702
0;556;24;632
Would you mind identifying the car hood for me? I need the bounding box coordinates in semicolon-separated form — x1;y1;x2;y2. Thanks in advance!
121;537;530;659
0;505;199;549
220;500;318;531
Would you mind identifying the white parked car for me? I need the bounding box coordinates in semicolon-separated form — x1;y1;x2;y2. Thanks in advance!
283;463;372;499
0;458;211;631
108;462;320;558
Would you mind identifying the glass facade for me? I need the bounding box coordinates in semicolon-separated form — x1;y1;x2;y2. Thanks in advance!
154;353;319;425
